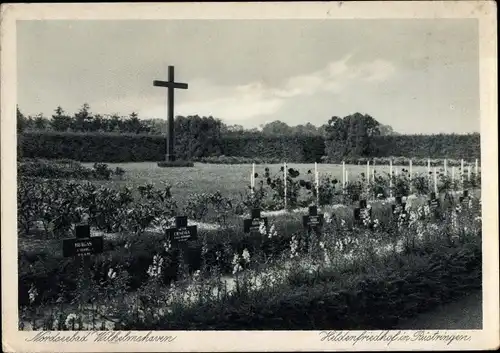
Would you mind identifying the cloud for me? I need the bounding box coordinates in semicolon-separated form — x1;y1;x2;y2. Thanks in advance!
105;56;396;123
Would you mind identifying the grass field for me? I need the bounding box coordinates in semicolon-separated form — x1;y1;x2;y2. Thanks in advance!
83;162;432;204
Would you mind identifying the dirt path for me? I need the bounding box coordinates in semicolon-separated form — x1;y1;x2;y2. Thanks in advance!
395;290;482;330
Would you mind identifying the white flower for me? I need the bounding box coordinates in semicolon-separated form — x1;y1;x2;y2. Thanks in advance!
259;221;267;236
242;249;251;264
340;219;346;228
107;268;117;280
290;236;299;259
28;284;38;304
395;240;404;254
232;253;242;274
324;213;332;224
268;224;277;238
373;219;380;229
147;254;164;278
163;240;172;252
64;313;79;329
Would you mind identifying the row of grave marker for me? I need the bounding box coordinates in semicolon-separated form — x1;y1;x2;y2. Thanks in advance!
250;159;479;208
62;188;472;292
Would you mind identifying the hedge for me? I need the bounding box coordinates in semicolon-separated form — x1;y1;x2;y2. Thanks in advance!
18;131;325;163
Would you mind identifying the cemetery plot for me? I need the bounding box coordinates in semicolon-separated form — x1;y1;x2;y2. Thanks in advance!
17;161;482;331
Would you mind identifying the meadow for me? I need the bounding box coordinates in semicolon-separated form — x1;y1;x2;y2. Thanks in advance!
81;162;431;206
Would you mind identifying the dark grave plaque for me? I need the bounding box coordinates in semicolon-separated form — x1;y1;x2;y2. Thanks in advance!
63;224;103;258
302;205;324;232
243;208;268;233
166;216;198;244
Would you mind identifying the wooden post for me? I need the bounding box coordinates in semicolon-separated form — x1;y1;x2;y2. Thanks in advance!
389;159;393;198
461;159;464;185
475;159;479;175
251;163;255;195
467;165;471;181
342;161;346;189
434;167;438;194
284;162;287;210
315;162;319;206
409;159;413;193
444;158;447;175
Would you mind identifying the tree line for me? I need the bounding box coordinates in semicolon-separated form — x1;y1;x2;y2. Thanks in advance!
17;104;479;162
16;104;331;137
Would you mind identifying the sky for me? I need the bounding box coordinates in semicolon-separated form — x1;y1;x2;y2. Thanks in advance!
17;19;480;134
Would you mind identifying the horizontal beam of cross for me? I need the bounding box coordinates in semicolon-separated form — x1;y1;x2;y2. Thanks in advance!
153;80;188;89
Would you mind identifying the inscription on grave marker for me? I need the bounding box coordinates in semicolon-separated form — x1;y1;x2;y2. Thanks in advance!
165;216;198;244
63;225;103;258
302;205;324;231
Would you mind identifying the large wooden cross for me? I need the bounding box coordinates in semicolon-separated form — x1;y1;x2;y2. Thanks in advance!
153;66;188;162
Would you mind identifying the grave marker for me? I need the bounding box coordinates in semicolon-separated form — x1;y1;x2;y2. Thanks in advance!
165;216;198;244
243;208;268;234
302;205;324;234
62;224;104;304
459;190;470;207
165;216;198;274
63;224;103;258
354;199;372;226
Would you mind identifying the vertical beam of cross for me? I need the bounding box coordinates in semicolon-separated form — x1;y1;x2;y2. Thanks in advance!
153;66;189;162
